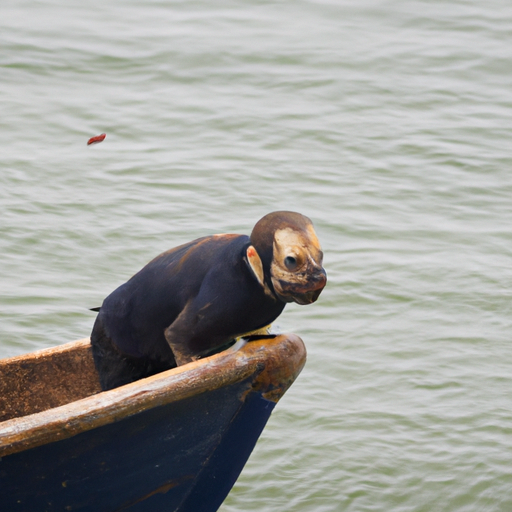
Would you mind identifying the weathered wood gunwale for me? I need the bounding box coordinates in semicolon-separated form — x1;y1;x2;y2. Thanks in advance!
0;334;305;457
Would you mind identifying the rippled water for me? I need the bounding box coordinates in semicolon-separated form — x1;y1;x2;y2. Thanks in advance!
2;1;512;510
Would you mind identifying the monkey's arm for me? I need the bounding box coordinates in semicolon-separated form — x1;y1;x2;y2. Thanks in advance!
163;297;232;366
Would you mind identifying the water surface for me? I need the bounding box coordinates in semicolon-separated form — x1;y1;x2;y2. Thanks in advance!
1;1;512;510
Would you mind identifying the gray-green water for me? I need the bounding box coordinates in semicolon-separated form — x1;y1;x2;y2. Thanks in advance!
2;1;512;510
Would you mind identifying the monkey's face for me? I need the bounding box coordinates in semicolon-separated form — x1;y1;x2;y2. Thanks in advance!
270;224;327;305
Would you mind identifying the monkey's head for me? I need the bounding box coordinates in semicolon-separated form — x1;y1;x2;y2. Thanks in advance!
247;211;327;305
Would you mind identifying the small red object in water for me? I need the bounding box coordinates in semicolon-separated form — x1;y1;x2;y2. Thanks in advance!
87;133;106;145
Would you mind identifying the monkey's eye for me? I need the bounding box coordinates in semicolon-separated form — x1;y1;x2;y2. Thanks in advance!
284;256;298;271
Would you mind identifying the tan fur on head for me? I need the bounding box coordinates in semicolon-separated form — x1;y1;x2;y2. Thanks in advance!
270;225;325;304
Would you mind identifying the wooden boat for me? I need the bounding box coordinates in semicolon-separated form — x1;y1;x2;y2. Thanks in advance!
0;334;306;512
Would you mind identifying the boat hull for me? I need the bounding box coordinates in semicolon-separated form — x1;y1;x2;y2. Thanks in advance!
0;335;306;511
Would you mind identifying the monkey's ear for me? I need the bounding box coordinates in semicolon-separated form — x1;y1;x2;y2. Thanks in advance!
246;245;265;287
245;245;274;298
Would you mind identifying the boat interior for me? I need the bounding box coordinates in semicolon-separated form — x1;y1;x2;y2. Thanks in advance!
0;339;102;422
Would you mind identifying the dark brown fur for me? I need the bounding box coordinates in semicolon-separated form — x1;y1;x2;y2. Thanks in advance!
91;212;326;390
